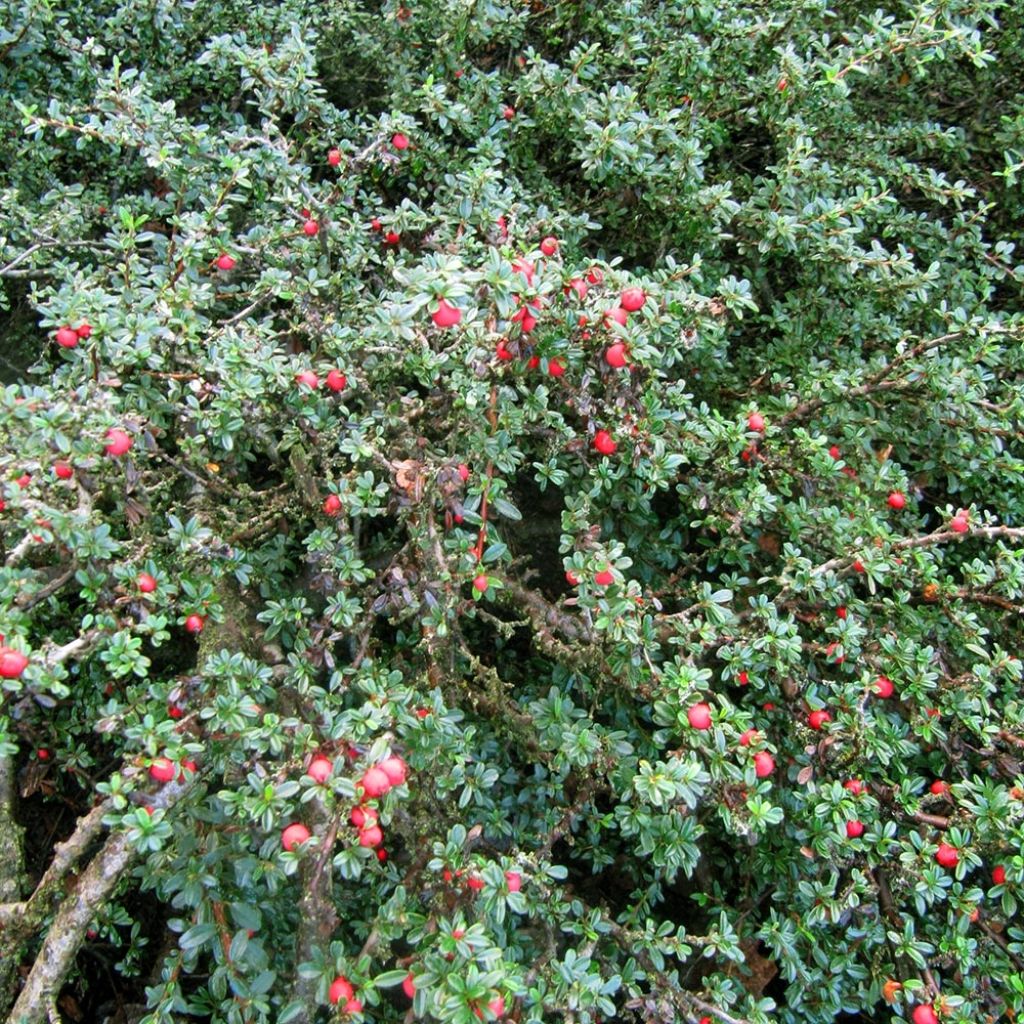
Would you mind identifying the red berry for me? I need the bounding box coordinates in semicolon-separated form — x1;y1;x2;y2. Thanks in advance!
328;148;342;166
344;998;363;1014
467;876;485;891
912;1006;939;1024
307;757;333;783
687;703;712;730
53;461;73;480
502;105;515;120
540;236;558;256
836;606;847;619
594;566;614;587
303;219;319;236
359;824;383;848
565;569;580;586
604;305;628;327
403;973;416;998
385;230;400;245
282;823;311;851
587;266;604;285
605;343;628;368
392;132;409;150
496;339;513;361
37;748;50;761
326;369;347;392
753;751;775;777
873;675;895;698
950;513;969;533
992;865;1007;885
737;670;749;685
747;412;765;432
844;779;864;795
168;705;183;719
620;287;645;312
930;780;949;796
370;217;382;231
489;995;506;1017
137;572;158;593
593;430;617;456
845;819;864;839
0;648;28;679
329;976;354;1004
808;709;831;730
76;322;92;339
215;254;236;271
473;573;489;593
185;614;205;635
55;327;79;348
360;766;392;798
378;756;407;786
547;357;566;377
350;806;377;830
458;463;470;482
149;758;175;783
887;491;906;510
935;843;959;868
296;369;319;390
852;559;866;573
431;298;462;328
104;428;133;456
739;728;758;747
828;445;841;459
566;277;587;300
505;870;522;892
323;494;342;517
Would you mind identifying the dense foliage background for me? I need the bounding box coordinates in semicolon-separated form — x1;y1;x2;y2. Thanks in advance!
1;1;1023;1022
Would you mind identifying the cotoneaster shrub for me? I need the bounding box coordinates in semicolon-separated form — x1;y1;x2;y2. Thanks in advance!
1;2;1023;1024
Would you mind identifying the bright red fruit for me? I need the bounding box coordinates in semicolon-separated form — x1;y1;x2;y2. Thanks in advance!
566;277;587;300
747;412;765;432
370;217;382;231
104;428;133;456
379;756;407;785
737;670;749;685
329;976;354;1004
0;647;29;679
473;573;489;593
215;254;236;270
76;322;92;338
392;132;409;150
594;566;614;586
149;758;175;783
887;491;906;510
185;614;205;635
350;807;377;830
431;298;462;328
593;430;617;456
326;369;347;392
930;780;950;796
344;998;363;1014
604;305;628;327
307;757;333;783
565;569;580;586
754;751;775;777
37;748;50;760
547;358;566;377
328;148;342;166
846;819;864;838
620;287;645;311
912;1005;939;1024
992;865;1006;885
137;572;157;593
458;463;470;482
605;343;628;368
402;973;416;998
385;230;400;245
587;266;604;285
540;236;558;256
296;370;319;389
687;703;712;730
359;825;383;847
808;710;831;730
502;105;515;120
323;494;342;517
873;675;895;698
506;870;522;892
55;327;79;348
935;843;959;868
828;445;841;459
53;461;73;480
844;779;864;795
495;339;513;361
281;823;311;851
950;513;969;533
302;219;319;236
489;995;506;1017
739;729;758;747
360;766;393;797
